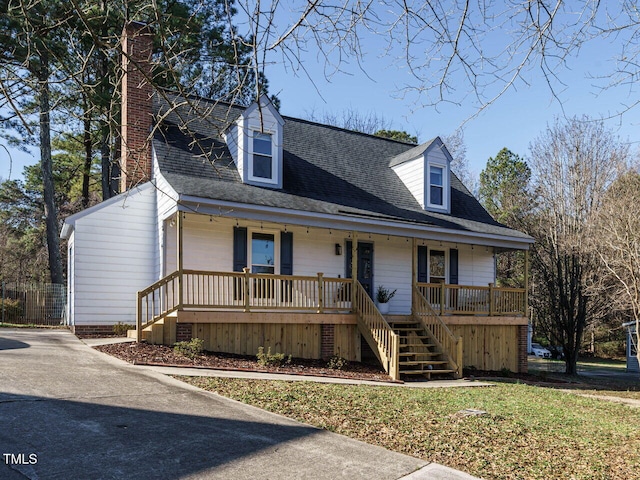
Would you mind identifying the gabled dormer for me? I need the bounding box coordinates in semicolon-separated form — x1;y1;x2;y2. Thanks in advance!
225;95;284;188
390;137;452;214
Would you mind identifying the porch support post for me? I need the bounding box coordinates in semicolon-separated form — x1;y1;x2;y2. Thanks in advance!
177;211;184;308
136;291;142;343
243;267;251;312
411;238;417;309
317;272;324;313
489;282;495;316
351;232;358;309
351;232;358;284
524;249;530;318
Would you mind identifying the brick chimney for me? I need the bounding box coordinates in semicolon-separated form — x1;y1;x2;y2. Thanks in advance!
120;22;153;192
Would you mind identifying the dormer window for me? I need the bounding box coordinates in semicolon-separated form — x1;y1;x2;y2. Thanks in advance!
390;137;452;214
227;95;284;188
429;165;444;206
251;131;273;179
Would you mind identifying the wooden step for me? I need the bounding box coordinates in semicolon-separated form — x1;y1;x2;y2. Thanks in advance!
399;360;448;366
392;327;422;332
399;351;440;357
400;369;455;375
399;342;435;348
388;320;419;326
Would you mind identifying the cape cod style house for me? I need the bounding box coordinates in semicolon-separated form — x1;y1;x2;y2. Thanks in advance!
61;23;534;380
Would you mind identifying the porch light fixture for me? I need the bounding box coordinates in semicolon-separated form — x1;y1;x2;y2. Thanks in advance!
335;243;342;256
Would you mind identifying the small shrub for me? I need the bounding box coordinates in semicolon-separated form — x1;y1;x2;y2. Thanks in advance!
500;367;512;378
174;338;204;359
595;341;626;359
1;298;23;322
327;355;348;370
257;346;291;367
112;322;134;336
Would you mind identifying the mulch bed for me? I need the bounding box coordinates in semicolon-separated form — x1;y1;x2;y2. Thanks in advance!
94;341;575;387
94;342;396;383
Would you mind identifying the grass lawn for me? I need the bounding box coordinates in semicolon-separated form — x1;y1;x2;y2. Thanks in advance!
180;377;640;479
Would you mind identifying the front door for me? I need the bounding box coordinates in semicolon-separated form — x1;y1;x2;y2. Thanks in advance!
346;241;374;298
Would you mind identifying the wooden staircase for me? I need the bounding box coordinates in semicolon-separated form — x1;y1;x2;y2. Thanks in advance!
387;316;456;379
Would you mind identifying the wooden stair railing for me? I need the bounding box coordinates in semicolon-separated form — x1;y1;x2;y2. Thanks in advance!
136;270;182;342
412;286;463;378
352;281;400;381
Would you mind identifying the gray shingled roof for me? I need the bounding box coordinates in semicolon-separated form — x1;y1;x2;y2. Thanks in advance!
151;94;531;240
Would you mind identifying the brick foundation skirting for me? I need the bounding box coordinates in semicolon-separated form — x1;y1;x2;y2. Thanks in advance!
71;325;117;336
176;323;193;343
321;324;335;360
518;324;529;373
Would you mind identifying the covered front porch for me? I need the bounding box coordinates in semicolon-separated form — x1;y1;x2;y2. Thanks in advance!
136;211;530;380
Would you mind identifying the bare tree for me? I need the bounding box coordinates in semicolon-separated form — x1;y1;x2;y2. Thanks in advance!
442;130;475;193
526;115;630;374
593;171;640;369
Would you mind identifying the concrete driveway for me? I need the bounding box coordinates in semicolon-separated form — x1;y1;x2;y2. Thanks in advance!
0;329;467;480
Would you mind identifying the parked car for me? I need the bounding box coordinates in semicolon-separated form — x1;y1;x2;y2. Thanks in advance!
530;343;551;358
548;345;564;359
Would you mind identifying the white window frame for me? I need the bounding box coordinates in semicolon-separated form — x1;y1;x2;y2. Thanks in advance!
426;161;449;211
248;129;278;185
248;228;280;275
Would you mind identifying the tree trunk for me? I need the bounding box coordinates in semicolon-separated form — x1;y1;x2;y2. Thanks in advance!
99;2;114;201
39;51;64;285
82;99;92;208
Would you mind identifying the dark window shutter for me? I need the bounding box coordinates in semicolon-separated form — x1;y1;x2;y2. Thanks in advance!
449;248;459;285
233;227;247;272
345;241;353;278
417;246;428;283
280;231;293;275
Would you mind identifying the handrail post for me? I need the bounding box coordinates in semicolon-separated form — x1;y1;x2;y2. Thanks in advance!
243;267;251;312
317;272;324;313
390;334;400;381
136;291;143;343
440;282;445;316
456;335;463;378
489;282;495;316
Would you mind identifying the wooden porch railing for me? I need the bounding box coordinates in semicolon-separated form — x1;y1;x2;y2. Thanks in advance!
417;282;526;316
137;270;354;341
412;286;463;378
352;280;400;381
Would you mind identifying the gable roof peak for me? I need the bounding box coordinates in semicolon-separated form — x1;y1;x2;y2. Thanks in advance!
242;94;284;127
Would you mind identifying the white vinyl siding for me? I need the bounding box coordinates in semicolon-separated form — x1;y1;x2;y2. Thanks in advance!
457;246;495;286
69;185;157;326
392;156;424;208
154;165;178;279
374;237;413;314
425;146;450;213
161;216;498;315
234;96;284;188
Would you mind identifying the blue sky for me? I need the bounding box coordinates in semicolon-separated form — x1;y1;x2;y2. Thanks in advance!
262;27;640;180
2;8;639;184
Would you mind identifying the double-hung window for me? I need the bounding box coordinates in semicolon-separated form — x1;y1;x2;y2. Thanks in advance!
429;165;444;207
251;233;275;274
252;132;273;180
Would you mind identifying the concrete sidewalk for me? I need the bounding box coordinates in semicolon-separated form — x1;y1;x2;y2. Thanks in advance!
0;329;479;479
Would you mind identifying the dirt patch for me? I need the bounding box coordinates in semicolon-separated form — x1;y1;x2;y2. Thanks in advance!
94;342;395;383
